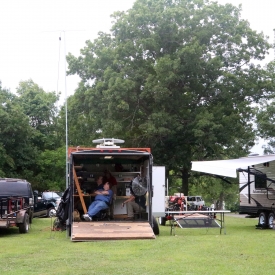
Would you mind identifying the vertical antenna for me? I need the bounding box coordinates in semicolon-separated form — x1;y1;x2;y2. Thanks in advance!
56;35;61;99
64;31;69;189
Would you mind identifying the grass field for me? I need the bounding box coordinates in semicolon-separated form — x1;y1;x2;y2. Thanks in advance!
0;215;274;275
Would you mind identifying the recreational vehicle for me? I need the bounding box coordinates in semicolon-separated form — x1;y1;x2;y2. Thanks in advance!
239;161;275;228
192;154;275;229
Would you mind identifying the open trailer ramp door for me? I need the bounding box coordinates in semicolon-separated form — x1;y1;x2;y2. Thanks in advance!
71;221;156;241
68;138;159;241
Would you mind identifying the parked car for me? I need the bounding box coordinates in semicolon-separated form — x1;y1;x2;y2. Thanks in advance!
0;178;34;233
33;191;61;217
55;191;64;197
186;196;205;207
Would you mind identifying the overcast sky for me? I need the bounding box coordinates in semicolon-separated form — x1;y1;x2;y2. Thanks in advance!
1;0;274;153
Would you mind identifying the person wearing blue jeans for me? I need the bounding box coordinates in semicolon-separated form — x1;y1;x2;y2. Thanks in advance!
83;182;113;221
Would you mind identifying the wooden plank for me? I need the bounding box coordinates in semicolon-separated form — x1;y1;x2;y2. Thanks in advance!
71;221;155;241
73;167;87;213
0;221;8;227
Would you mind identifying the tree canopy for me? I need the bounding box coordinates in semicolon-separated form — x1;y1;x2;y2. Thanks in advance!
0;80;65;191
0;82;37;177
255;61;275;153
16;79;61;150
66;0;274;194
67;0;274;194
1;0;275;201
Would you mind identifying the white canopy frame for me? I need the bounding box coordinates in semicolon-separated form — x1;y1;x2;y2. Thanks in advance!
191;155;275;178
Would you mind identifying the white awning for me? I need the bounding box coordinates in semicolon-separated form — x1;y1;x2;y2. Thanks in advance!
191;155;275;178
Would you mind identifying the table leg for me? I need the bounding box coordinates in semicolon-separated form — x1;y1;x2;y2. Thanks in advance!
170;216;176;236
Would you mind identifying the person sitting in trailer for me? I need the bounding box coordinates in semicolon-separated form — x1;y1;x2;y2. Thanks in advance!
94;175;104;191
82;182;113;221
103;169;117;219
103;169;117;193
122;191;146;221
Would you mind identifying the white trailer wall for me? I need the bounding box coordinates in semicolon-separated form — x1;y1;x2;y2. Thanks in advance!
152;166;166;217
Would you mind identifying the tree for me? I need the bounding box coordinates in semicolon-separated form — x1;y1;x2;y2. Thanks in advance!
0;80;66;190
189;174;239;210
15;80;67;190
33;147;66;191
67;0;274;195
256;61;275;153
0;82;38;177
16;79;61;150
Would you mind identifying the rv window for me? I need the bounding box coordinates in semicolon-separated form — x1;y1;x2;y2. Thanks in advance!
255;173;267;189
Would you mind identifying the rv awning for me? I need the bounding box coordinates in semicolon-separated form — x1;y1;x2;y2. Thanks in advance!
191;155;275;178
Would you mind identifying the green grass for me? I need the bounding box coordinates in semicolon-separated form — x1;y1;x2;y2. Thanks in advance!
0;215;274;275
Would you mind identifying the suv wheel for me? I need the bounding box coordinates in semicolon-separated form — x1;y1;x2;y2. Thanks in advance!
47;207;56;217
19;213;29;233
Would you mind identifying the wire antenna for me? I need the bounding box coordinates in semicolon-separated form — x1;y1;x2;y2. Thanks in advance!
56;33;62;100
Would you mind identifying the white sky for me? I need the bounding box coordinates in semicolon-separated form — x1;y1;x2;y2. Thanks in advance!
1;0;274;153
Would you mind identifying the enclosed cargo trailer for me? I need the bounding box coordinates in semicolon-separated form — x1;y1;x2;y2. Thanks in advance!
66;138;165;241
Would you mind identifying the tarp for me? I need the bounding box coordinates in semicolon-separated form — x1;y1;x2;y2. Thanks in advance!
191;155;275;178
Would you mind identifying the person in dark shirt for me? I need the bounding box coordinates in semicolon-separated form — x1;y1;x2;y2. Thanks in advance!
103;170;117;194
103;170;117;219
95;175;104;190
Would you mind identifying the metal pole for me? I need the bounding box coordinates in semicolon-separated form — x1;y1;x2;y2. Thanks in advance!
248;166;251;204
166;178;168;196
64;31;68;188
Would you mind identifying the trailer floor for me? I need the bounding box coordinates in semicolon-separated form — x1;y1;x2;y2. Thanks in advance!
71;221;156;241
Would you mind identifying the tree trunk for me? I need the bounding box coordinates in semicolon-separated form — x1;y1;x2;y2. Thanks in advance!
218;193;224;210
181;168;189;196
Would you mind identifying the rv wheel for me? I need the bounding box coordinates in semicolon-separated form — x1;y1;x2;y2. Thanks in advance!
152;216;160;235
268;213;274;229
258;212;267;227
159;217;167;226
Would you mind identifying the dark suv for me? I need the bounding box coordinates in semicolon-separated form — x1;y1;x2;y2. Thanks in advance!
33;191;61;217
0;178;34;233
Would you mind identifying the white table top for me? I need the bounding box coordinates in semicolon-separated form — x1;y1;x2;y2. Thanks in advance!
165;210;231;214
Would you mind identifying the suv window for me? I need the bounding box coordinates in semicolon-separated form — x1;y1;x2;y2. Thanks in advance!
187;196;196;202
42;192;60;200
0;179;32;197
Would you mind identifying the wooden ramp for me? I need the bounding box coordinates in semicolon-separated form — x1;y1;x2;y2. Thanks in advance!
71;221;156;241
